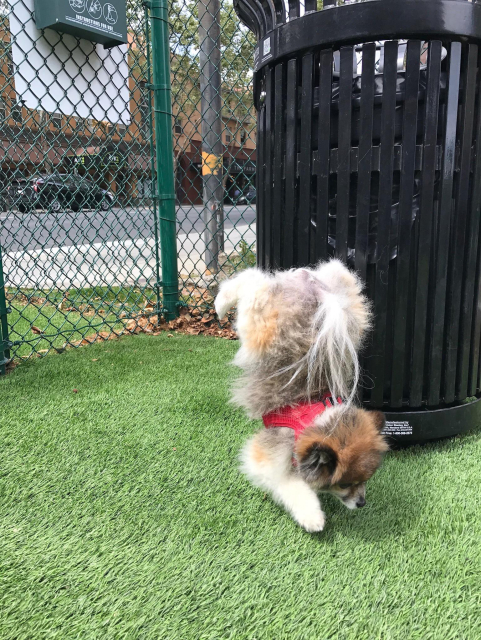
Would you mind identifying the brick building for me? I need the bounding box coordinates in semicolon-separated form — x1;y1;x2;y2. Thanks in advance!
173;104;257;205
0;23;256;205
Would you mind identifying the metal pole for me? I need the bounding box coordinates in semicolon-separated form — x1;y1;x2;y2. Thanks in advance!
149;0;179;319
144;6;162;320
198;0;224;273
0;244;10;375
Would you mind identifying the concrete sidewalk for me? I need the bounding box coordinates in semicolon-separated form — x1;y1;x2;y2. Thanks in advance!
2;224;256;289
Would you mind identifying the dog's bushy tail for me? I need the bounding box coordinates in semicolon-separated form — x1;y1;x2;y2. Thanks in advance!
307;260;371;406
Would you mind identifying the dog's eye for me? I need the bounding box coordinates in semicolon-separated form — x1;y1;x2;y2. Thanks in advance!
338;483;352;489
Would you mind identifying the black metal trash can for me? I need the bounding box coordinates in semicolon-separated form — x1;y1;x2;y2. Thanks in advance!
234;0;481;443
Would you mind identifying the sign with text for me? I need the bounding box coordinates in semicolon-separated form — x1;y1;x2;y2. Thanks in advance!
10;0;130;124
72;153;124;168
34;0;127;47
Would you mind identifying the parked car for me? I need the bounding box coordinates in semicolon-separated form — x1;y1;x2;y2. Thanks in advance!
226;185;256;205
7;178;36;213
236;186;256;205
243;186;256;204
8;173;114;213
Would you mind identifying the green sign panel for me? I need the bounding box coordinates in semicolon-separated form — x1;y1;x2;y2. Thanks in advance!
34;0;127;48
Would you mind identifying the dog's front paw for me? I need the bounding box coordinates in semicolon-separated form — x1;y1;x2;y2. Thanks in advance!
295;509;326;533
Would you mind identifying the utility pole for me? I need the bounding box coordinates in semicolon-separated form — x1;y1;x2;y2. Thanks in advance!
198;0;224;273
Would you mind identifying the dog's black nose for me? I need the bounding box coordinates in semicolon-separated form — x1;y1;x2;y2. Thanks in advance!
356;497;366;508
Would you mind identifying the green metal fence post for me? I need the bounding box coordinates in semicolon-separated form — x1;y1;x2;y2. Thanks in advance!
144;4;163;321
0;244;10;376
149;0;179;320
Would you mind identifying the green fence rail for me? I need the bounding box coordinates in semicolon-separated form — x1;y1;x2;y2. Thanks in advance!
0;0;256;372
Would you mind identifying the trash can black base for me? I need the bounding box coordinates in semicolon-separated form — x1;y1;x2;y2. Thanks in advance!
381;397;481;445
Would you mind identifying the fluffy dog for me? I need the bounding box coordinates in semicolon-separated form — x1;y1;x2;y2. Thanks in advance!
215;260;388;532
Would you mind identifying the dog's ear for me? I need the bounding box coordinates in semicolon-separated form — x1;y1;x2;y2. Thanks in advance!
214;268;270;318
216;269;279;356
369;411;386;433
298;443;337;483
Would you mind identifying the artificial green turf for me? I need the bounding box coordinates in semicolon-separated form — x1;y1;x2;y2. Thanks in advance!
8;303;124;358
7;282;153;358
1;334;481;640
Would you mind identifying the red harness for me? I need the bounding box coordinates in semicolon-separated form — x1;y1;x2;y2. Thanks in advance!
262;394;342;440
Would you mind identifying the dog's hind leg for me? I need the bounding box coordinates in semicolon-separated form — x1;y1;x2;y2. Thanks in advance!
240;428;326;532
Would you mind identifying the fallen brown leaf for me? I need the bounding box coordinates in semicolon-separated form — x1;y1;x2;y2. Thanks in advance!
120;306;237;341
126;320;137;332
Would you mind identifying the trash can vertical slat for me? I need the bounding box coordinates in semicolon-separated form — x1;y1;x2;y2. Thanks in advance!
264;67;274;267
272;0;286;26
390;40;421;408
336;46;354;263
428;41;462;407
284;59;297;268
464;65;481;397
235;0;259;37
298;53;314;266
257;73;266;269
272;63;284;268
316;48;333;263
473;247;481;394
288;0;299;20
410;40;443;408
460;152;481;397
260;0;274;31
444;44;478;403
354;42;376;281
371;41;399;407
241;0;266;35
354;42;377;407
468;152;481;395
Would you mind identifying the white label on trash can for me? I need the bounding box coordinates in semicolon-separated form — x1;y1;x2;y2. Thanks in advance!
382;420;413;436
263;37;271;56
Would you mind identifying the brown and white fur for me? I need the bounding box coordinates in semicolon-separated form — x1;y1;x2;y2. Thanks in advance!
215;260;388;532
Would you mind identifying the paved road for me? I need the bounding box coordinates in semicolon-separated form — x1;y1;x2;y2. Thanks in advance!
0;204;256;253
1;203;257;289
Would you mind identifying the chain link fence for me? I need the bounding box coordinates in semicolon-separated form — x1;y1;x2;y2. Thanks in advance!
0;0;257;373
171;0;257;309
0;0;162;373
